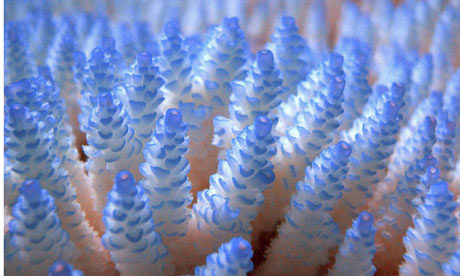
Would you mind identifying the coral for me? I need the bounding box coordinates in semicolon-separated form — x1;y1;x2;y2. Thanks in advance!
102;171;173;275
4;1;460;276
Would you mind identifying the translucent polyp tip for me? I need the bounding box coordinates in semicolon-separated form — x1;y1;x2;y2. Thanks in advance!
90;47;105;63
422;116;437;135
430;181;448;196
8;103;26;122
115;170;136;194
425;165;440;182
101;36;116;52
356;211;374;235
230;237;253;259
256;50;274;71
49;260;73;276
164;20;180;38
254;116;272;137
20;179;42;201
222;17;240;32
136;51;152;67
333;141;352;158
63;35;75;47
327;52;344;69
420;154;438;169
382;101;400;121
390;82;405;99
165;108;183;130
280;15;296;29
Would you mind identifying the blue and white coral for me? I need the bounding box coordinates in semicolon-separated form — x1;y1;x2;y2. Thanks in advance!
213;49;283;150
8;180;77;276
400;179;458;276
194;17;251;111
116;50;165;148
329;211;376;276
4;1;460;275
102;171;173;276
261;141;352;275
140;108;193;238
194;236;253;276
193;115;276;251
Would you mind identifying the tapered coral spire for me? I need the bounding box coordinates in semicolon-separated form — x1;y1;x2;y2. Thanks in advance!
102;171;174;276
193;115;276;254
8;180;77;276
116;50;165;148
266;16;312;100
5;21;35;84
194;17;252;112
213;49;283;150
84;92;139;212
329;211;376;276
194;237;254;276
260;141;352;275
140;108;193;239
400;180;458;275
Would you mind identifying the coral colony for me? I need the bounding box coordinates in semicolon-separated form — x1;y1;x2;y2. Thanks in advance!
5;0;460;276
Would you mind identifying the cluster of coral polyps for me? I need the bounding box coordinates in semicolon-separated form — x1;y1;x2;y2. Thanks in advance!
4;0;460;275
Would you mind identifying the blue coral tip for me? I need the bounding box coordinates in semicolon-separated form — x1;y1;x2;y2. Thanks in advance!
430;181;448;196
254;116;272;137
223;17;239;31
115;171;136;194
420;154;437;169
425;166;441;182
333;141;352;158
281;16;296;28
356;211;374;235
327;52;344;69
136;51;152;67
20;179;42;201
256;50;274;71
164;20;180;38
63;35;75;46
101;36;116;51
390;83;405;99
165;108;183;130
230;237;252;259
90;47;105;63
49;260;72;276
9;103;26;122
383;101;400;120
